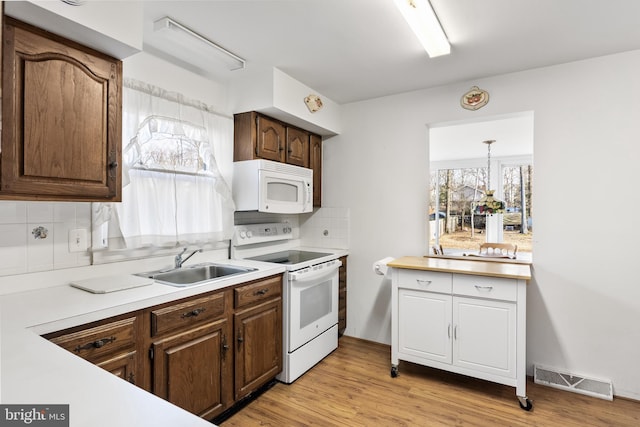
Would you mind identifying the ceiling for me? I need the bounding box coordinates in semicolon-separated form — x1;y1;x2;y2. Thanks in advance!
143;0;640;105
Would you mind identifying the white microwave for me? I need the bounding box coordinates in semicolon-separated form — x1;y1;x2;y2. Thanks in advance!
233;159;313;213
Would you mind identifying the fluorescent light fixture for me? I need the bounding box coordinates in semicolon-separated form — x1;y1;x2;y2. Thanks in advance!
394;0;450;57
153;17;245;71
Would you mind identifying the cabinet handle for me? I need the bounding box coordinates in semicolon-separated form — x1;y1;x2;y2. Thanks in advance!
237;336;244;344
474;285;494;291
127;372;135;384
448;324;451;339
454;325;458;340
253;288;269;296
222;335;229;360
181;308;205;318
74;336;116;352
416;279;432;286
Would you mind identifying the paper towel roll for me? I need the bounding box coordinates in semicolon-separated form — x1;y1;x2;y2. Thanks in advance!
373;257;395;275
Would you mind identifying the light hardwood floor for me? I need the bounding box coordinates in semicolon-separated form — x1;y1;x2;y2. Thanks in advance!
223;336;640;426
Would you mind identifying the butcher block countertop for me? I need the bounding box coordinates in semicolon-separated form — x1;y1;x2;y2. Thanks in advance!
387;256;531;281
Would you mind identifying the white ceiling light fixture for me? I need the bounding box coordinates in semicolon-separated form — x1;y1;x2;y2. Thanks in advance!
153;17;246;71
393;0;450;57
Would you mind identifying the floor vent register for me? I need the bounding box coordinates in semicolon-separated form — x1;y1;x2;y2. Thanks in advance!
534;364;613;400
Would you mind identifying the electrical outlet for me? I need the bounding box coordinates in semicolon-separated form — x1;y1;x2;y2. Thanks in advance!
68;229;87;253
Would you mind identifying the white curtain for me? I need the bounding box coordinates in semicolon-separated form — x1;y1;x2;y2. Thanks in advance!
92;79;235;251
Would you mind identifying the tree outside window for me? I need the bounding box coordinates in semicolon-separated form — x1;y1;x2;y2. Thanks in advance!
429;163;532;254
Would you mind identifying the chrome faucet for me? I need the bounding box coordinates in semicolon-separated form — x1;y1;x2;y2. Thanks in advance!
175;248;203;268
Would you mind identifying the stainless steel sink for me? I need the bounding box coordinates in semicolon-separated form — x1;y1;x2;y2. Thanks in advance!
137;263;257;287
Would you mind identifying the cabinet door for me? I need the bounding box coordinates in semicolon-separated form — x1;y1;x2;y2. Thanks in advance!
1;17;122;201
398;289;452;364
96;351;137;385
310;134;322;206
234;297;282;400
453;296;516;378
152;319;232;420
256;115;285;162
285;127;309;167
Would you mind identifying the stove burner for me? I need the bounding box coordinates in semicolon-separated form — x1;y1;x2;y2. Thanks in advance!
247;250;332;265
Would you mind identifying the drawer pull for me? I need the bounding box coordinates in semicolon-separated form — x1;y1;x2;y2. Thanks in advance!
474;285;494;291
74;336;116;352
416;279;433;286
181;308;206;318
253;288;270;296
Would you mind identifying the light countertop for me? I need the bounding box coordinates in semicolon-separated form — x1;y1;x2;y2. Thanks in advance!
0;259;286;427
387;256;531;280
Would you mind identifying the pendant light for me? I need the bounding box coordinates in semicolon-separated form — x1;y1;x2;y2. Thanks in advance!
474;140;505;215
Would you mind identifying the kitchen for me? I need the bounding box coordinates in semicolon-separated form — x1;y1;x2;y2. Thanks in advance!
1;1;640;426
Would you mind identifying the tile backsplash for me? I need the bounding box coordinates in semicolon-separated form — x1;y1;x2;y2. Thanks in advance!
300;207;350;249
0;201;91;276
234;207;350;250
0;203;350;278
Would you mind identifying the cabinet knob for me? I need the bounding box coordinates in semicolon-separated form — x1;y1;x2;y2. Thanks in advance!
109;161;119;169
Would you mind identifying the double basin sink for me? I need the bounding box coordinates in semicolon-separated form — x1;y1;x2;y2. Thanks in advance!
137;263;257;287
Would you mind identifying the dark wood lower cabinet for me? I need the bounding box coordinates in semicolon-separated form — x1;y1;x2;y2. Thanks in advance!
45;274;283;421
234;298;282;401
151;319;232;419
46;315;140;385
338;256;348;336
96;350;137;384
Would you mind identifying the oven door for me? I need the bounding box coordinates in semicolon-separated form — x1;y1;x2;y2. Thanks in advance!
287;261;340;352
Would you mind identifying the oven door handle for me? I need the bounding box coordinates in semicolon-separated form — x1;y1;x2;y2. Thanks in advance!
289;261;342;283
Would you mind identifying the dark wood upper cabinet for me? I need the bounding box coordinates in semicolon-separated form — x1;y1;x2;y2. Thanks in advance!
310;133;322;206
285;126;309;167
234;111;322;206
256;114;286;162
1;17;122;201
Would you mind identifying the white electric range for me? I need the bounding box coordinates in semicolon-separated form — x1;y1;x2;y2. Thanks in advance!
231;222;346;383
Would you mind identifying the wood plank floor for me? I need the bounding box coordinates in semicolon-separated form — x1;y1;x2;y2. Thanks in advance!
222;336;640;426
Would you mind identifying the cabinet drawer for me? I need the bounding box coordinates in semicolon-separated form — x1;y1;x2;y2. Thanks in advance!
234;275;282;309
453;274;517;302
396;269;452;294
151;292;227;337
50;317;136;361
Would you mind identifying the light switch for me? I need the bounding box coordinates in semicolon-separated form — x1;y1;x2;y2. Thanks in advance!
69;229;87;253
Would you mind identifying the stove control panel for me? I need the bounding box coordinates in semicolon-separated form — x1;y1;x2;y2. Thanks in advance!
233;222;293;246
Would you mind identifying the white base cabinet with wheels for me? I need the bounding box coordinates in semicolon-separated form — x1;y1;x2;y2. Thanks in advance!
388;256;532;410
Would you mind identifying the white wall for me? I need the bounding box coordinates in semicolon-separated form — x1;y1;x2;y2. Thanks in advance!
323;50;640;399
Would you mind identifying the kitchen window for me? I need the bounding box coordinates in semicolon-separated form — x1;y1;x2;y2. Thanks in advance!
92;80;234;255
429;160;533;255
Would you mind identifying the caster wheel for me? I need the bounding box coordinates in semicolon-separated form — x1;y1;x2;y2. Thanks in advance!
518;398;533;411
390;366;398;378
